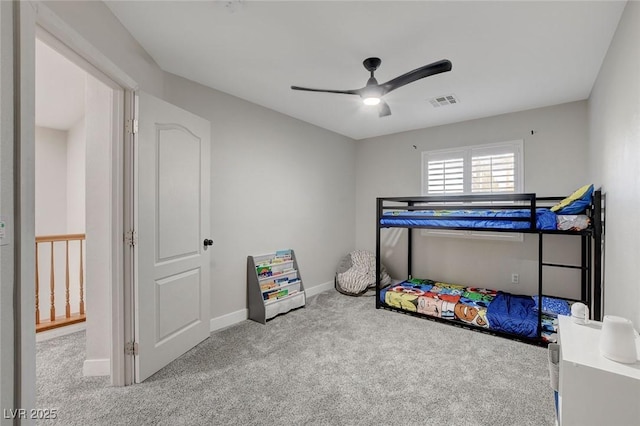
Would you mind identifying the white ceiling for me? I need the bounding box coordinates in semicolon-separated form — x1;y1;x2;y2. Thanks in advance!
105;1;626;140
35;38;86;131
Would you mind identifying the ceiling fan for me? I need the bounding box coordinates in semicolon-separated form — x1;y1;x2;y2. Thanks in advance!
291;57;452;117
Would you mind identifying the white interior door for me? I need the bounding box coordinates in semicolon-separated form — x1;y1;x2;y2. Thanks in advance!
135;92;211;383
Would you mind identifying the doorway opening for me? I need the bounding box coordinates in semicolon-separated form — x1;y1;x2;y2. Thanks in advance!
34;30;121;385
34;37;87;339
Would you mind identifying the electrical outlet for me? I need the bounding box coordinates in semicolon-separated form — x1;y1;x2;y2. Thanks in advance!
511;273;519;284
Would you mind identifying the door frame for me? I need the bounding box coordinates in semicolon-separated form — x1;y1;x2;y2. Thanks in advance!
17;1;139;403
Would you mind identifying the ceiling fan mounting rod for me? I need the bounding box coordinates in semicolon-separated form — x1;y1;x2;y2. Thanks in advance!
363;57;381;73
363;57;381;86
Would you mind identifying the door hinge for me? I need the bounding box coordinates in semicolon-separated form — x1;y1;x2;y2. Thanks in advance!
125;341;139;356
126;119;138;135
125;230;138;247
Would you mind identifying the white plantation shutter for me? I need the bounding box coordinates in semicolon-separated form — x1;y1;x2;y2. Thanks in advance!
421;140;524;240
471;143;520;194
426;156;464;194
472;153;515;193
422;141;522;195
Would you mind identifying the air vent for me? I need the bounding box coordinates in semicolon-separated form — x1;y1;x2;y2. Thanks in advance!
429;94;459;108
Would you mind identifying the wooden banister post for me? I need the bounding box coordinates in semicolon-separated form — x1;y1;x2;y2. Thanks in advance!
50;241;55;322
35;242;40;325
65;240;70;318
79;240;85;316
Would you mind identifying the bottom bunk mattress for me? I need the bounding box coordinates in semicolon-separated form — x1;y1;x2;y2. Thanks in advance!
379;278;570;341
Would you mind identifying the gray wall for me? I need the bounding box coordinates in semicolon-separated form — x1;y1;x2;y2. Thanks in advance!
163;73;356;317
588;1;640;330
355;101;590;298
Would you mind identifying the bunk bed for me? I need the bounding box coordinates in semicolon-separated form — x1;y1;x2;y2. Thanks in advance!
375;188;603;345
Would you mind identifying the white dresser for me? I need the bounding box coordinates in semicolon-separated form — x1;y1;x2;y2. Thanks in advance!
557;315;640;426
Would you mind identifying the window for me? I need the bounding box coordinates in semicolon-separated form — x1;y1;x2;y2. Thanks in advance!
421;140;524;240
423;140;523;196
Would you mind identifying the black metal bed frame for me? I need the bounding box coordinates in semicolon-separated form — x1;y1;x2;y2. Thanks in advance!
375;190;603;345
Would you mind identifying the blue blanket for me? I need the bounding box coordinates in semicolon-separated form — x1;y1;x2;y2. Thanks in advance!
380;208;557;230
486;292;539;338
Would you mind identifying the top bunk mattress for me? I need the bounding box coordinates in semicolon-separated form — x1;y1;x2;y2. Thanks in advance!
380;208;557;230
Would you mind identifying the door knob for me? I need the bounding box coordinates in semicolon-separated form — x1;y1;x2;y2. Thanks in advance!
203;239;213;247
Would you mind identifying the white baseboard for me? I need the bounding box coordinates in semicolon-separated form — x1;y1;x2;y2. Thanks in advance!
208;280;334;333
83;358;110;377
305;280;334;298
209;308;248;333
36;322;86;342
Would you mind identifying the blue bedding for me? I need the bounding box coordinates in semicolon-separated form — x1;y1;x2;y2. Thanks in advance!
380;208;557;230
486;292;539;338
380;279;557;340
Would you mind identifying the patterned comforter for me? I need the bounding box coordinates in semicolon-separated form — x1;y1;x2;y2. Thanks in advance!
380;278;563;341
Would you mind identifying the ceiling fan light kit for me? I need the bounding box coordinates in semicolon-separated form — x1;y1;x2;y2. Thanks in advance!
363;97;381;106
291;57;452;117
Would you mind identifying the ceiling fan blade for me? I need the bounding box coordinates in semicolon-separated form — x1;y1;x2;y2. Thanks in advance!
291;86;360;96
378;100;391;117
380;59;452;95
